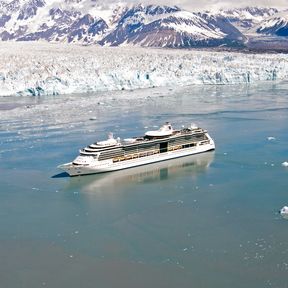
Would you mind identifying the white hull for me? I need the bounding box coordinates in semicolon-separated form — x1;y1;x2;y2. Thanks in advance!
59;141;215;176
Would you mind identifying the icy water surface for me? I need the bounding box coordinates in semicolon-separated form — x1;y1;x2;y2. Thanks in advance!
0;83;288;288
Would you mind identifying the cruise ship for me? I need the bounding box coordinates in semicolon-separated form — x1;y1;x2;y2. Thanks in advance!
58;122;215;176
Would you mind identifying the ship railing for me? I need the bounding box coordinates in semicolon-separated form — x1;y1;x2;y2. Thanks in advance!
112;149;160;163
168;145;182;151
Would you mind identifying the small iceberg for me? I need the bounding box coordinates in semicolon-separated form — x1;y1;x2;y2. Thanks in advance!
267;136;276;141
282;161;288;167
280;206;288;219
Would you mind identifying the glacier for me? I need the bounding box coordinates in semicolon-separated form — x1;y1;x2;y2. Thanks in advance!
1;42;288;97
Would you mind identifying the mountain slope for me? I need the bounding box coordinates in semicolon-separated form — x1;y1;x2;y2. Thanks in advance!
100;5;245;48
218;7;278;31
0;0;122;43
255;12;288;36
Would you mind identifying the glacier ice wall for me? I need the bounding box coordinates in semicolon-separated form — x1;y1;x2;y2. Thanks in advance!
0;42;288;97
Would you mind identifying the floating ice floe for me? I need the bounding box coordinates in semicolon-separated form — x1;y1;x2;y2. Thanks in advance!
280;206;288;219
267;136;276;141
282;161;288;167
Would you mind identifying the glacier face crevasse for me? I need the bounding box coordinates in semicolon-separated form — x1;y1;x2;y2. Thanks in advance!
1;42;288;97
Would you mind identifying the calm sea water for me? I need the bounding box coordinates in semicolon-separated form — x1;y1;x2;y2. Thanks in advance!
0;83;288;288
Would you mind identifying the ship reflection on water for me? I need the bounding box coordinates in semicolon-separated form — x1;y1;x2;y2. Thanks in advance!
66;151;215;194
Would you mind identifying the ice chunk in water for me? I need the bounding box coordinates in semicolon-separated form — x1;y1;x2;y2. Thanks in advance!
282;161;288;167
280;206;288;219
267;136;276;141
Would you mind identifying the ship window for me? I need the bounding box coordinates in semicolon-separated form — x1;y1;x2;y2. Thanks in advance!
195;134;207;140
182;143;196;149
98;149;124;161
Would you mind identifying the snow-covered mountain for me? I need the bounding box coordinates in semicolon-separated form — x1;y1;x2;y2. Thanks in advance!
100;5;245;48
254;12;288;36
0;0;245;47
0;1;287;49
218;7;278;31
0;0;122;42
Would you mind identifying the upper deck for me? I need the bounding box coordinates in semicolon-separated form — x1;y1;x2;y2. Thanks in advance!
80;126;207;156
